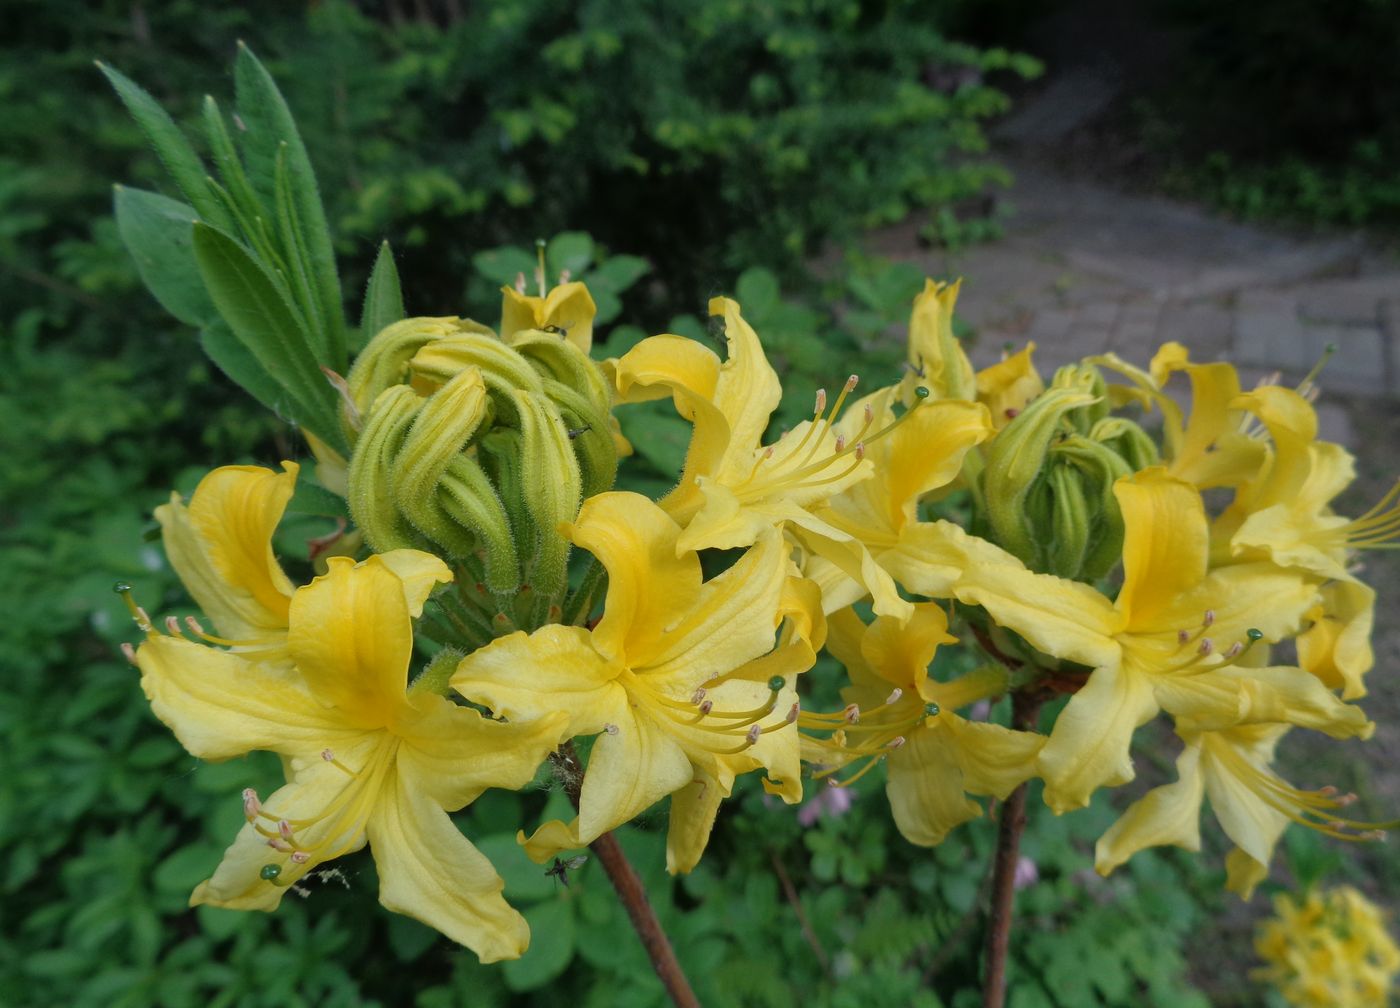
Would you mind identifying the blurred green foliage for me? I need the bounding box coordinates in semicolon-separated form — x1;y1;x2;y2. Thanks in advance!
1140;0;1400;226
0;0;1235;1004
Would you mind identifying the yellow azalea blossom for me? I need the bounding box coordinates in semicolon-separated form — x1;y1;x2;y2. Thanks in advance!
1297;580;1374;700
952;467;1327;811
451;491;818;873
975;342;1044;430
803;604;1042;846
1092;342;1266;490
156;461;450;664
1255;886;1400;1008
135;554;567;962
1224;386;1399;583
1096;712;1373;897
897;278;975;404
500;280;596;354
799;384;992;616
609;297;877;555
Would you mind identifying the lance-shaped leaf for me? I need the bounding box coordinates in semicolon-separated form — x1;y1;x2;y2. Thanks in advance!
360;241;406;350
113;186;216;328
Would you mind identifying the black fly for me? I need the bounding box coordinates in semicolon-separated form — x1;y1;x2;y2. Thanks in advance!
545;855;589;887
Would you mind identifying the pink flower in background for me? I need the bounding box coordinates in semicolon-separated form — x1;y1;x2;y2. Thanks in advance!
797;784;856;827
1013;856;1038;890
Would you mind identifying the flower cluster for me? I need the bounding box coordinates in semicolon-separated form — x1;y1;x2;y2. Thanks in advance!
124;271;1395;961
1254;886;1400;1007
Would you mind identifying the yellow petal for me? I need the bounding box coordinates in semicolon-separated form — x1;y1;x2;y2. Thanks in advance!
288;555;418;730
872;398;992;532
137;635;352;761
902;278;975;401
539;281;597;353
1200;730;1290;880
564;491;703;666
518;818;582;864
305;431;350;497
707;297;783;477
1224;847;1271;899
1095;739;1204;876
943;715;1045;799
451;624;623;737
398;696;570;811
976;344;1044;430
1039;665;1157;812
1114;468;1207;627
667;771;729;874
369;769;530;962
576;705;694;845
886;724;982;846
1297;581;1374;700
376;549;454;617
156;462;299;642
862;603;956;691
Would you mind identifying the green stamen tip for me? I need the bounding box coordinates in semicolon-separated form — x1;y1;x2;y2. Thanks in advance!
924;702;941;717
768;676;786;692
113;582;132;595
259;864;282;881
914;386;930;399
1246;628;1264;642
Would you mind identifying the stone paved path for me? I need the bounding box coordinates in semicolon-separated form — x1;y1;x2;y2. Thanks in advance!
878;161;1400;405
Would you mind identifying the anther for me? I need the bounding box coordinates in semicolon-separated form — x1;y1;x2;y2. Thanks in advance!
266;838;293;852
854;442;866;461
843;704;861;724
1224;642;1243;659
785;703;799;724
814;389;827;416
604;723;619;735
259;864;282;881
120;642;138;665
691;688;708;705
1202;610;1216;628
864;403;873;424
1005;408;1019;419
834;434;846;452
558;268;572;284
885;688;903;705
290;851;310;864
277;820;294;841
698;700;713;716
1177;629;1191;645
745;724;762;745
886;736;906;750
321;749;336;763
514;272;527;294
185;616;205;636
767;676;786;692
845;375;859;393
1197;638;1214;656
242;788;261;818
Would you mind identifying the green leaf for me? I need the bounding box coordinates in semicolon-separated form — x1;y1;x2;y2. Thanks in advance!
97;62;232;232
501;899;575;991
589;253;650;293
287;477;349;519
360;241;405;349
546;231;594;277
272;144;331;366
735;266;780;318
112;187;216;327
200;319;301;427
472;246;536;287
191;223;343;451
475;833;557;904
233;42;345;369
617;405;692;479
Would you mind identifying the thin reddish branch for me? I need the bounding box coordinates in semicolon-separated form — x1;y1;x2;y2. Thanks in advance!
982;690;1044;1008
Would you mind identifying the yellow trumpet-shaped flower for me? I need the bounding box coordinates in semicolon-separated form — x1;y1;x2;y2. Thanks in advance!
1096;715;1375;898
1255;885;1400;1008
135;555;567;962
799;385;992;617
155;462;452;664
975;342;1044;430
897;278;976;404
500;280;597;354
608;297;883;556
452;491;818;873
952;467;1337;811
802;604;1042;846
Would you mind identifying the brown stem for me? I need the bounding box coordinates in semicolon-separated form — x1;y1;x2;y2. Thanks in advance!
588;831;702;1008
553;746;701;1008
771;851;832;977
982;690;1043;1008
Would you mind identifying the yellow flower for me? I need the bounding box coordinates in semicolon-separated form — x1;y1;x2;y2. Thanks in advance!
1255;886;1400;1007
156;461;444;663
1096;719;1374;898
952;467;1333;811
803;603;1042;846
799;385;992;617
135;554;566;962
500;280;597;354
897;278;975;403
975;342;1044;430
608;297;877;555
451;491;818;873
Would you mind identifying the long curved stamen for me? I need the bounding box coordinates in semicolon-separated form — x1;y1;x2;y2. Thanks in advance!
113;582;153;635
